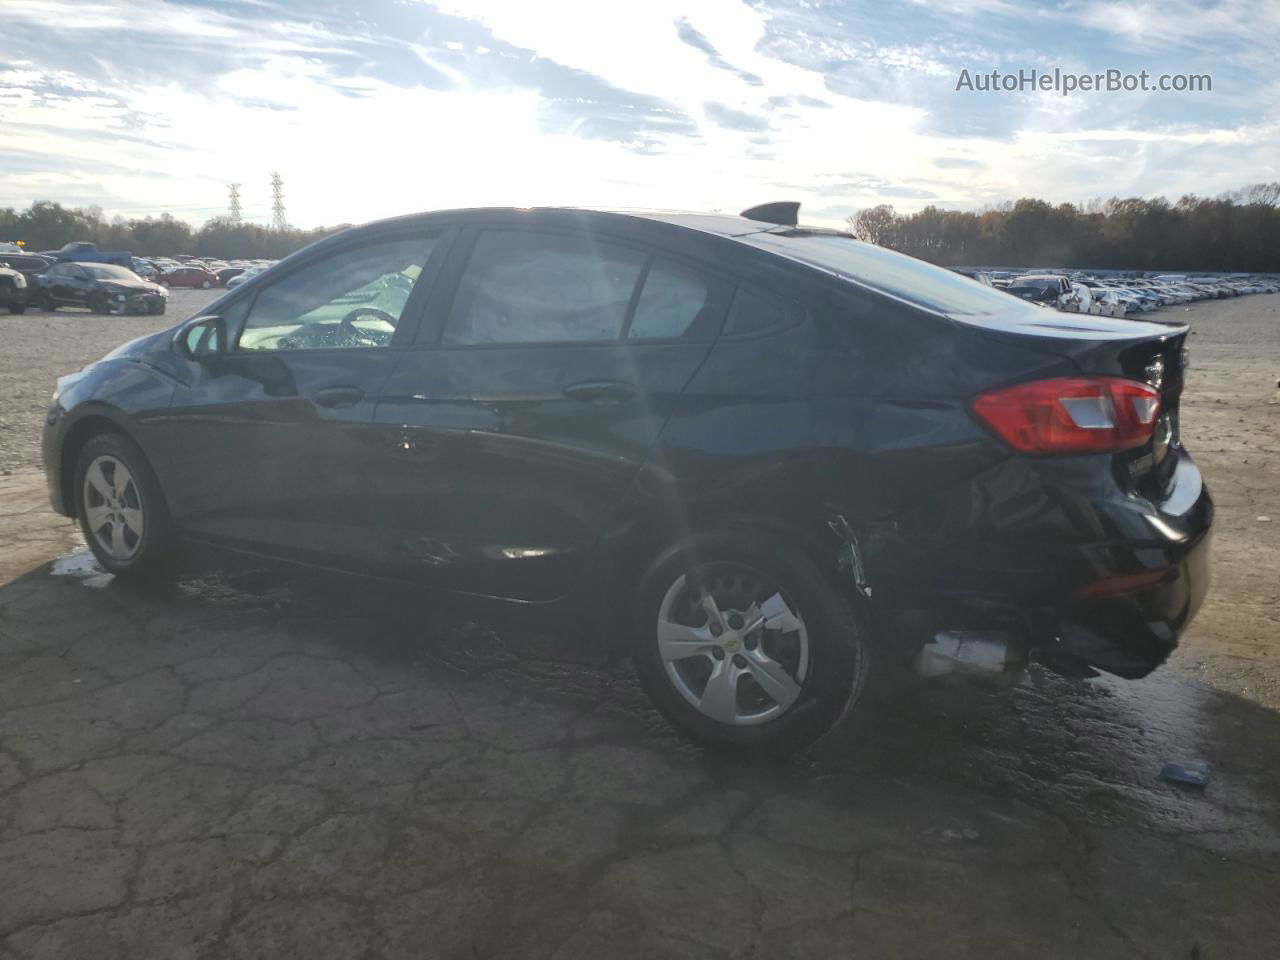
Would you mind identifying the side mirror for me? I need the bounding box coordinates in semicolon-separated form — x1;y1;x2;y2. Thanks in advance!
174;315;227;361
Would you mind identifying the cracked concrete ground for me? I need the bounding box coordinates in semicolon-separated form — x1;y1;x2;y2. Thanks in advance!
1;294;1278;958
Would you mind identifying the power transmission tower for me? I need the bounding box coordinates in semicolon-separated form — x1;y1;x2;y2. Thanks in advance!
269;173;287;230
227;183;242;224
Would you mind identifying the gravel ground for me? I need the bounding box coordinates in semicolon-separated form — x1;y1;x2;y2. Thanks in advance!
0;288;221;475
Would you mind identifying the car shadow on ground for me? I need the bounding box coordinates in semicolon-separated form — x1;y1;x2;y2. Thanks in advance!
1;554;1278;958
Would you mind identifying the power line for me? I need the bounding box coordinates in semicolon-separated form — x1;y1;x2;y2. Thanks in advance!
227;183;242;224
270;172;287;230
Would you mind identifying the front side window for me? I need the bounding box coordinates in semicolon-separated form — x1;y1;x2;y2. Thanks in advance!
442;230;646;345
239;235;436;351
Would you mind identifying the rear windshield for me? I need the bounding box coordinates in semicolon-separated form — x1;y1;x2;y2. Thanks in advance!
739;231;1021;316
1009;278;1059;292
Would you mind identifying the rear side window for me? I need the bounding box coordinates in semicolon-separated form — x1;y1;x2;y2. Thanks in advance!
722;286;794;336
443;230;646;345
627;259;724;340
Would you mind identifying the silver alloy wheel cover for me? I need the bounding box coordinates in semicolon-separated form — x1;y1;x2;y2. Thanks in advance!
82;454;145;561
656;573;810;726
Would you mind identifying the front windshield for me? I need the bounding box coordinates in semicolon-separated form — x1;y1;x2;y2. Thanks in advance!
740;231;1023;316
83;264;139;281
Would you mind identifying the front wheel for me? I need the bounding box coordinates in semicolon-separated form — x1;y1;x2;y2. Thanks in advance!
630;531;866;754
41;293;56;311
74;432;174;580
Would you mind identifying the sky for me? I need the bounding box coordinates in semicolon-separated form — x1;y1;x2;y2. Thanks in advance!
1;0;1278;229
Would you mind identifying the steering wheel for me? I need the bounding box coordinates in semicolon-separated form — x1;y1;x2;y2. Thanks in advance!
338;307;397;347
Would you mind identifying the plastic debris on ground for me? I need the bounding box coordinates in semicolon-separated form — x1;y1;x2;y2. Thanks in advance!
1159;760;1212;787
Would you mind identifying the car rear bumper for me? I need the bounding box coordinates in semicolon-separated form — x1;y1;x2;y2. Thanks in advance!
869;447;1213;678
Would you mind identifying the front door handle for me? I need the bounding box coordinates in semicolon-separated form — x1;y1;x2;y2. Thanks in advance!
312;385;365;408
564;380;636;404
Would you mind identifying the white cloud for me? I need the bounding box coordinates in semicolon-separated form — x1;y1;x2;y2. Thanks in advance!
0;0;1276;227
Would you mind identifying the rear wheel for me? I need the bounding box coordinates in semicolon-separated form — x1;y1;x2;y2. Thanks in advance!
74;433;174;580
89;291;109;314
200;280;211;289
631;531;865;754
8;302;25;314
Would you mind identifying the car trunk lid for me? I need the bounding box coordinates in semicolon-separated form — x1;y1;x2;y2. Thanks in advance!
953;306;1189;494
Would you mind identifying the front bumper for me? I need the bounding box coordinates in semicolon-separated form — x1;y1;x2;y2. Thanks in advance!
870;447;1213;679
42;401;71;517
105;291;166;315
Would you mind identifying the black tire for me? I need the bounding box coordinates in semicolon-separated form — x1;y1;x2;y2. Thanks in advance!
630;530;866;755
89;291;109;314
74;432;174;580
200;280;211;289
42;293;56;311
8;302;25;315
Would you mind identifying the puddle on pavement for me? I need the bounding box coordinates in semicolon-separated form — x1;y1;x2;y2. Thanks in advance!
808;662;1280;847
49;548;115;588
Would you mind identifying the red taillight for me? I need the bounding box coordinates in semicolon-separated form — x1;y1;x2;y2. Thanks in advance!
972;376;1160;455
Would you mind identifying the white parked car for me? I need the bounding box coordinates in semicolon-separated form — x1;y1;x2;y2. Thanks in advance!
1061;281;1094;314
1087;287;1129;317
225;264;270;288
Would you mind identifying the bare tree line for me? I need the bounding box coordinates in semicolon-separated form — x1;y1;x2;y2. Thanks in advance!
0;202;344;260
848;183;1280;271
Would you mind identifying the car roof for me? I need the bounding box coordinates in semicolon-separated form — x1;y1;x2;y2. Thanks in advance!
351;205;822;240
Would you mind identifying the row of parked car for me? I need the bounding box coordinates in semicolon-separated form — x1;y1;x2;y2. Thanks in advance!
0;246;276;315
129;256;275;289
977;271;1280;317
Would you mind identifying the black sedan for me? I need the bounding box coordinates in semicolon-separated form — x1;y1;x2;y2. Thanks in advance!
38;261;168;315
41;205;1212;753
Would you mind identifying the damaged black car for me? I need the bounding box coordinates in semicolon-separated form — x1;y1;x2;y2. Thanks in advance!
40;204;1212;753
37;261;167;315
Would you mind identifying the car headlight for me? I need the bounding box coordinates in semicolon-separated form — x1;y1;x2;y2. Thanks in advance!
52;370;86;403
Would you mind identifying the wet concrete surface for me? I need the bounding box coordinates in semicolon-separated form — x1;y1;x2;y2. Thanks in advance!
0;548;1277;959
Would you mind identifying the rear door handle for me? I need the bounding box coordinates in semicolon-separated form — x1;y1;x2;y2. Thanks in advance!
312;385;365;408
564;380;636;404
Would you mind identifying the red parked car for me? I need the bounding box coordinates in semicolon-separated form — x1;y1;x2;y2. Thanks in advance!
159;266;218;289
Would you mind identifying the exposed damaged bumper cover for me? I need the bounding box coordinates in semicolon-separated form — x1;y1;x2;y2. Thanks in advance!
860;446;1213;680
